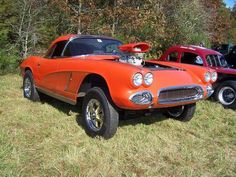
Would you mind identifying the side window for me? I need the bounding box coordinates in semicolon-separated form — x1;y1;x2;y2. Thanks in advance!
167;51;178;62
195;56;204;65
45;45;56;58
206;57;213;67
49;41;67;58
181;52;203;66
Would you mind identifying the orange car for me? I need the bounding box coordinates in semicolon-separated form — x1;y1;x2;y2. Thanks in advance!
20;34;217;139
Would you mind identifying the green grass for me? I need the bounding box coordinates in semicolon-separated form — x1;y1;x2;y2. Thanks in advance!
0;74;235;177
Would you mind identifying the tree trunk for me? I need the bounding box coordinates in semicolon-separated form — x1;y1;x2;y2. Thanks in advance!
111;0;117;36
77;0;82;34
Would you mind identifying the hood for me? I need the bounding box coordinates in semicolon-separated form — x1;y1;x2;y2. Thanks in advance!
152;69;203;89
214;67;236;75
74;54;120;60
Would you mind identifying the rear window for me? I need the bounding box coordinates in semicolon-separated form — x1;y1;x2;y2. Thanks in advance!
206;55;228;67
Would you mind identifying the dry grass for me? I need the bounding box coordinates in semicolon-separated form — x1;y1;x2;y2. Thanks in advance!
0;74;235;177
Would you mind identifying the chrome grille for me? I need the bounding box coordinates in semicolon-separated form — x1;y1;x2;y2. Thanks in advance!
158;85;203;104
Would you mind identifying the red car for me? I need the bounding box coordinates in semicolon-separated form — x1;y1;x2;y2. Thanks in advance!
159;45;236;109
20;35;216;139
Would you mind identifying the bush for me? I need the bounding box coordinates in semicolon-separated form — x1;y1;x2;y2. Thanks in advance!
0;49;20;74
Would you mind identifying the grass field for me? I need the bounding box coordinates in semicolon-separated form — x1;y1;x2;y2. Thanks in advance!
0;74;235;177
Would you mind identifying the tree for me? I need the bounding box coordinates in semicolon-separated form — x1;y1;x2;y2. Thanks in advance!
202;0;231;44
0;0;18;48
229;4;236;43
0;0;234;73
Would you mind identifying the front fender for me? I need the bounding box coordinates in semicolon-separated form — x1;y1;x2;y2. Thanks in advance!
20;56;40;83
74;60;152;109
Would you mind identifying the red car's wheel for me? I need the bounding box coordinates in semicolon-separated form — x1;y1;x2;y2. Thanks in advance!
215;81;236;109
165;103;196;122
23;70;40;101
82;87;119;139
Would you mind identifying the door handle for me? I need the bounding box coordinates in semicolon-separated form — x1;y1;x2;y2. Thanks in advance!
37;63;41;67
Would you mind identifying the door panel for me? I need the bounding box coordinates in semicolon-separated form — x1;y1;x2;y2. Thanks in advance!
56;59;86;101
37;40;68;92
37;58;60;92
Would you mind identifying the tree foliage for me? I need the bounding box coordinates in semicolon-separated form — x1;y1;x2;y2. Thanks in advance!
229;4;236;43
0;0;235;73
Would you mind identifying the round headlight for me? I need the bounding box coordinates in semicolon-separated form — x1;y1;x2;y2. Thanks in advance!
133;73;143;86
211;72;217;82
144;72;153;86
204;72;211;82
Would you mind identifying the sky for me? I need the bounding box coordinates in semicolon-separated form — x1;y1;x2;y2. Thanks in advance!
224;0;235;8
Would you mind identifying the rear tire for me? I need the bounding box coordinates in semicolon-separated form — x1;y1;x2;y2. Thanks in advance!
23;70;40;101
82;87;119;139
214;81;236;109
165;103;196;122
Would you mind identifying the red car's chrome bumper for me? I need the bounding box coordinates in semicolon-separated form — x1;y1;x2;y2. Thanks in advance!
112;84;213;110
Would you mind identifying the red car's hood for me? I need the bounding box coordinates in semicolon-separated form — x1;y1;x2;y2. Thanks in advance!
213;67;236;75
75;54;119;60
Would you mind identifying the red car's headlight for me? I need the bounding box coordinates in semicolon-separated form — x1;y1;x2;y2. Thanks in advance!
144;72;153;86
204;72;211;83
132;73;143;87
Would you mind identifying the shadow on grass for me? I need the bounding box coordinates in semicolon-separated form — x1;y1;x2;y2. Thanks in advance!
40;94;82;115
118;111;168;127
39;94;168;129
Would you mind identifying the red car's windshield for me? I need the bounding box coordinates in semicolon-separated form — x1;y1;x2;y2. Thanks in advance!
63;38;123;57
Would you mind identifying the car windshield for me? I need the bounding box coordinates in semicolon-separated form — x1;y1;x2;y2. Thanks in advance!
206;54;228;67
63;38;123;57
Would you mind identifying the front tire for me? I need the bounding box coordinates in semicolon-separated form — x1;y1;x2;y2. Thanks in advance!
165;103;196;122
23;70;40;101
82;87;119;139
215;81;236;109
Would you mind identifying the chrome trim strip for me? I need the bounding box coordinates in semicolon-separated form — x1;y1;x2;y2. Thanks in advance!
61;37;75;57
64;72;72;91
157;85;204;104
37;87;76;105
158;96;202;104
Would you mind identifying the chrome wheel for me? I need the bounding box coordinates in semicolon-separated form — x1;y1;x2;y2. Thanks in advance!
82;87;119;139
24;77;32;98
86;99;104;132
218;86;236;106
167;106;184;118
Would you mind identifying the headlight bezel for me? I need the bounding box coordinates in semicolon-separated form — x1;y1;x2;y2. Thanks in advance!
211;71;217;82
144;72;153;86
204;71;211;83
132;72;143;87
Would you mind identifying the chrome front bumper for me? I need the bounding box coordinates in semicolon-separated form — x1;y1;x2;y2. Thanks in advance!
129;85;206;106
206;85;214;97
